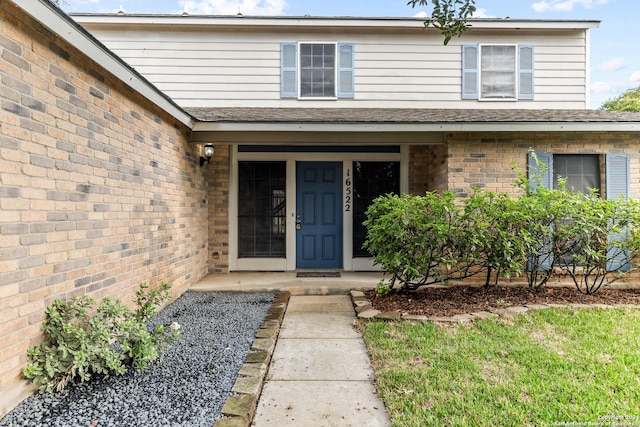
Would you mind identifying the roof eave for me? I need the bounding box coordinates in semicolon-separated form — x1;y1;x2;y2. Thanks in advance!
12;0;195;129
192;121;640;133
71;14;600;30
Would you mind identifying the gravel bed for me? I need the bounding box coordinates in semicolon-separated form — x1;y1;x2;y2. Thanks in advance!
0;291;274;427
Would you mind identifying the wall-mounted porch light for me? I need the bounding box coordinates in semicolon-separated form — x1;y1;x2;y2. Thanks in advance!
200;144;214;167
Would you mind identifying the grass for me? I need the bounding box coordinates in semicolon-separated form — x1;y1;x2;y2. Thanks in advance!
360;308;640;427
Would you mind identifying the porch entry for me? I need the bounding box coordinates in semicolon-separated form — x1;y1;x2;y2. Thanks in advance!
296;162;343;269
233;145;403;272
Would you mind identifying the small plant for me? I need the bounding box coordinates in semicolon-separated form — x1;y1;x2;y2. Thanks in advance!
495;298;510;308
23;283;180;393
375;280;393;296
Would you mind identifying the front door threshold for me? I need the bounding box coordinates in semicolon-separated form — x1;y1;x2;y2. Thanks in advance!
296;271;341;278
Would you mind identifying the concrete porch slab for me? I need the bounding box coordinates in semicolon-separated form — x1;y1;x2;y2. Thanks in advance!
190;272;382;295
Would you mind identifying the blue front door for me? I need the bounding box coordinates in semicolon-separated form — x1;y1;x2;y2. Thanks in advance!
296;162;343;269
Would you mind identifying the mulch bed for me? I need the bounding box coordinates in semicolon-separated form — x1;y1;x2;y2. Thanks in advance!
366;286;640;317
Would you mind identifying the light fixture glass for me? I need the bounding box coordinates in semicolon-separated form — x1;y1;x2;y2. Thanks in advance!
200;144;215;166
204;144;214;160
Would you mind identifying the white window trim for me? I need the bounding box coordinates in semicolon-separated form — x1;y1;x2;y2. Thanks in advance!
297;41;338;100
478;43;518;102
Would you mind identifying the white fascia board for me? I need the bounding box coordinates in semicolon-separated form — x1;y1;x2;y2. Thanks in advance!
12;0;194;129
72;14;600;31
192;121;640;133
585;29;592;109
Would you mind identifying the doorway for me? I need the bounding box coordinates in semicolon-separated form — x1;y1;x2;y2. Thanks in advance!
295;162;343;269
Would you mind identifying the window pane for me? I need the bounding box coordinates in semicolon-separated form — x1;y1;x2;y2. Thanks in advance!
238;162;286;257
300;43;335;98
352;162;400;257
553;155;600;195
480;45;516;99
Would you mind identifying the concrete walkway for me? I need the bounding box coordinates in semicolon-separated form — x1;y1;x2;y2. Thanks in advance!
251;295;390;427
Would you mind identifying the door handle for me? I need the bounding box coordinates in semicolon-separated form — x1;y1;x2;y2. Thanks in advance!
296;214;301;230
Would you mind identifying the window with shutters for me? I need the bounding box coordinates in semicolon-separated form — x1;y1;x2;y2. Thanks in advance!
532;153;632;199
462;44;534;101
281;42;354;99
528;152;630;271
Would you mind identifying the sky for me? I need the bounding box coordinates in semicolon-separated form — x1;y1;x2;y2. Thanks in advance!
59;0;638;109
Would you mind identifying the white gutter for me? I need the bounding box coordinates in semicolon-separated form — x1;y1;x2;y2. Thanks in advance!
71;14;600;31
11;0;194;128
193;121;640;133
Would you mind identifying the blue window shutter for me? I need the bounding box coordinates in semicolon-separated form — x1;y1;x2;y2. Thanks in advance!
461;45;478;100
606;153;630;201
338;43;354;98
606;153;631;271
528;151;552;191
281;43;297;98
518;45;534;100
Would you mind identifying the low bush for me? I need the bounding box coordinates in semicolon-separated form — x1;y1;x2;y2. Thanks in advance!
23;283;180;393
554;192;640;293
363;192;483;292
365;176;640;294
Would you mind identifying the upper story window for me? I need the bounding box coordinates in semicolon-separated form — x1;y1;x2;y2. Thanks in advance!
462;44;534;101
300;43;336;97
281;42;354;99
480;45;516;99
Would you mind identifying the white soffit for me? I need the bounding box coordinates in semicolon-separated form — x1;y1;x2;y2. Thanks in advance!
192;121;640;133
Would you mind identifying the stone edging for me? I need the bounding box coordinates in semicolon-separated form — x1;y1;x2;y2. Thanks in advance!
350;290;640;324
213;291;290;427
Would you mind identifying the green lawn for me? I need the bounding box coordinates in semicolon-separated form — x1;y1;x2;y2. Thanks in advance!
361;308;640;427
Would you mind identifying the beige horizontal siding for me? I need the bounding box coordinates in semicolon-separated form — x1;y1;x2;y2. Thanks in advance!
86;26;588;108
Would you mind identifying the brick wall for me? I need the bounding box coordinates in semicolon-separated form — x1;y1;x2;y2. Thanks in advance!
0;1;208;414
207;144;230;273
441;132;640;199
408;145;430;195
408;145;450;195
410;131;640;286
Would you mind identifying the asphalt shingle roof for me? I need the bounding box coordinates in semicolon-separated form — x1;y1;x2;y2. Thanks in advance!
186;108;640;124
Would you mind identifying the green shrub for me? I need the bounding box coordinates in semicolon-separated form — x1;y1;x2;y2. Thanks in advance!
365;168;640;294
23;283;180;393
515;154;640;293
364;192;485;292
554;192;640;294
462;189;528;286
